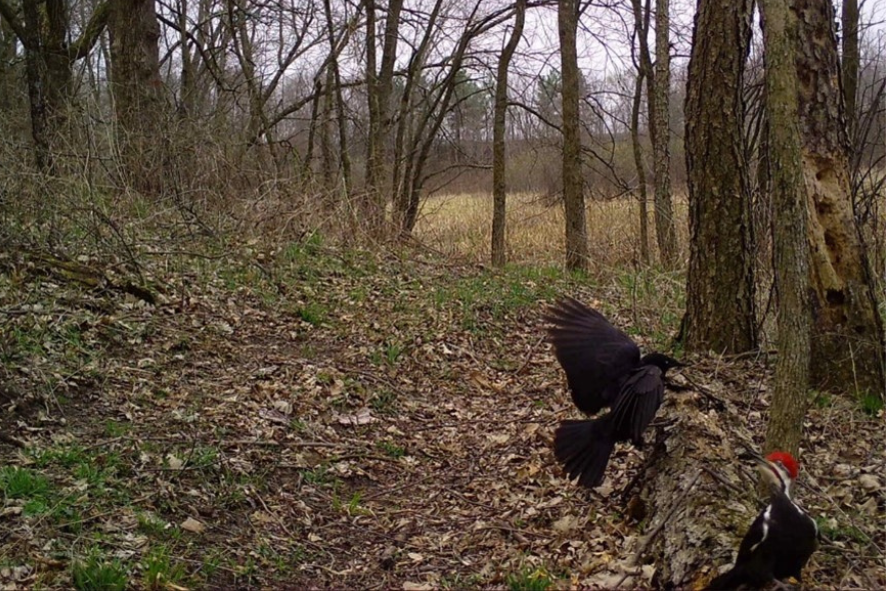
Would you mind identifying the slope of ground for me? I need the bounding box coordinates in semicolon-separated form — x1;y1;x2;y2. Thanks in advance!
0;239;883;590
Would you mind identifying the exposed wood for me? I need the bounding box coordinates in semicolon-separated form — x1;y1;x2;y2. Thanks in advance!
791;0;886;396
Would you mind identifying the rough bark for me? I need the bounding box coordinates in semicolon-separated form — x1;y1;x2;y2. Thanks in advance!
491;0;526;268
633;373;780;588
762;0;811;457
108;0;165;195
630;71;650;265
652;0;677;267
683;0;757;355
558;0;588;271
791;0;885;396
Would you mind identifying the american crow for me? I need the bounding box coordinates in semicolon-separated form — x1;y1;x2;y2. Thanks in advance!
705;451;818;590
546;297;682;488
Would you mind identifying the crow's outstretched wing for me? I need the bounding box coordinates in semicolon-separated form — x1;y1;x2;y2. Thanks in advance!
609;366;665;444
546;297;641;414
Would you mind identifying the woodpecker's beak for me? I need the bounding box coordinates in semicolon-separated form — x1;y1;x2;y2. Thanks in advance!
754;456;789;493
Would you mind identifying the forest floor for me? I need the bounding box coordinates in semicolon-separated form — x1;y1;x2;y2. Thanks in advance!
1;231;884;590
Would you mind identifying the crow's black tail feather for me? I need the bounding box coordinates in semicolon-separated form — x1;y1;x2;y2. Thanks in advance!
554;417;616;488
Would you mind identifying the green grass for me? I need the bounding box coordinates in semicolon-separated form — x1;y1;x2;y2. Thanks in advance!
857;390;884;416
0;466;50;499
295;302;327;325
142;545;186;590
71;548;128;591
816;517;870;543
376;440;406;458
506;566;554;591
369;389;398;414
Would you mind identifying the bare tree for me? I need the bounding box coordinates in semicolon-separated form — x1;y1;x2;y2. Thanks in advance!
108;0;165;194
558;0;588;271
491;0;526;267
365;0;404;238
842;0;859;136
652;0;677;266
682;0;756;354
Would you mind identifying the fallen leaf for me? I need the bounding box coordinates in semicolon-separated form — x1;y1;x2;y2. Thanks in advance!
181;517;205;533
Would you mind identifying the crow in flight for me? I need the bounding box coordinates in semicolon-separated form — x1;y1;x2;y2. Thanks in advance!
546;297;682;488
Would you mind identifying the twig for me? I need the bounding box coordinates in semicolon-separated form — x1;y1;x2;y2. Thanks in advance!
0;431;27;448
514;335;546;376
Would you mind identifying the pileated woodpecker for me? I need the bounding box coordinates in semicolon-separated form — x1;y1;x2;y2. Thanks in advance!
545;297;682;488
705;450;819;590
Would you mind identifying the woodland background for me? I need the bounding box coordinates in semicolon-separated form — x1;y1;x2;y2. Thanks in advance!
0;0;884;589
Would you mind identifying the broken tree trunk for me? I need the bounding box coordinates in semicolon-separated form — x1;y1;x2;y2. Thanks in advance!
611;365;779;588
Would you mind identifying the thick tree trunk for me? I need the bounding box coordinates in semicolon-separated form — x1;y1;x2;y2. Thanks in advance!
558;0;588;271
491;0;526;268
628;374;778;588
683;0;757;355
108;0;165;195
762;0;810;456
791;0;885;396
652;0;677;267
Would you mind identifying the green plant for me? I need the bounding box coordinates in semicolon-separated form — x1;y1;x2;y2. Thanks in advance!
811;390;832;409
370;389;398;414
506;566;553;591
303;465;330;485
857;390;884;416
295;302;327;325
376;440;406;458
816;517;870;543
71;549;128;591
142;546;186;590
0;466;50;499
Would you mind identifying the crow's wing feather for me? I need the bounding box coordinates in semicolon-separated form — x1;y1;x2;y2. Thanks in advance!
610;366;664;442
546;297;641;414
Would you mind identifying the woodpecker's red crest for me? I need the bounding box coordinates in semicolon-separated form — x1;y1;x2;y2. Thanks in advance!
766;451;799;480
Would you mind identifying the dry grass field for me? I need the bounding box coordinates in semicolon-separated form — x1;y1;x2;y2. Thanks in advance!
414;192;690;269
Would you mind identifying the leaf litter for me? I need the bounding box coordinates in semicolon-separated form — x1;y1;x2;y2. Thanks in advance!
0;245;883;589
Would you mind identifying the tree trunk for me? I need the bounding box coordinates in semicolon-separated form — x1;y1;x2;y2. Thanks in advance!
365;0;403;240
761;0;811;456
791;0;886;396
558;0;588;271
682;0;757;355
21;0;50;170
841;0;858;137
322;0;352;199
108;0;165;195
652;0;677;267
628;377;782;588
630;71;650;265
491;0;526;268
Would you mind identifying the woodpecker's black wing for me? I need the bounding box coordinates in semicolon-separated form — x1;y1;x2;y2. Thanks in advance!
546;297;641;415
609;365;665;444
